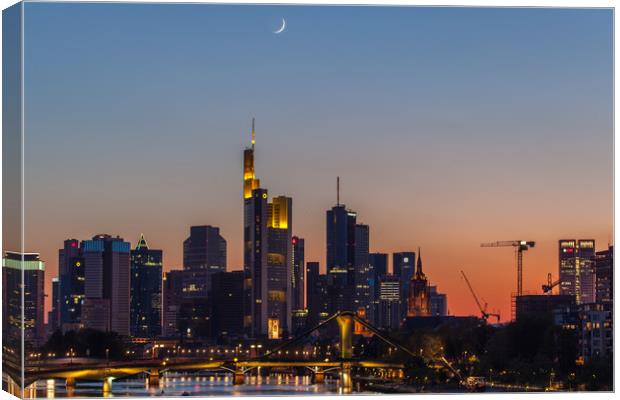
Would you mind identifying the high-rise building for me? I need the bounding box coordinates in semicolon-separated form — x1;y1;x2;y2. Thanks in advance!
48;277;60;333
2;252;45;348
242;120;272;337
326;201;357;312
306;261;321;326
408;250;430;317
183;225;226;297
162;270;184;337
267;195;293;335
379;275;401;330
429;286;448;317
81;234;131;335
58;239;84;331
393;251;415;318
559;240;596;305
595;245;613;304
369;253;388;278
291;236;305;312
354;224;372;322
369;253;388;325
211;271;245;338
130;234;163;338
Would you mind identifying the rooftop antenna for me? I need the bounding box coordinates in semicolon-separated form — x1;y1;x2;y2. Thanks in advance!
337;176;340;206
251;117;255;149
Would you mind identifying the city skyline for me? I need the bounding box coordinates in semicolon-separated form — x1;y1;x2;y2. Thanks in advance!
14;4;613;323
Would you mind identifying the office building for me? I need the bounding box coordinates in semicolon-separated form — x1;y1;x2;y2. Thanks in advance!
291;236;305;312
407;250;430;317
48;277;60;333
393;251;415;317
183;225;226;296
162;270;184;337
379;275;401;330
211;271;245;338
130;234;163;337
595;245;613;304
81;234;131;335
559;240;596;305
326;196;357;312
2;252;45;348
515;294;575;321
58;239;85;331
267;195;293;335
306;261;321;326
354;224;373;322
291;309;309;335
369;253;388;278
429;286;448;317
578;303;613;362
369;253;388;324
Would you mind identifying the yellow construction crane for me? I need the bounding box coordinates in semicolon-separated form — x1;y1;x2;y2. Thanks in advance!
460;270;500;323
480;240;535;297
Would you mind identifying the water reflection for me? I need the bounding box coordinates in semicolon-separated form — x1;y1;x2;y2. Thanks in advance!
23;373;340;398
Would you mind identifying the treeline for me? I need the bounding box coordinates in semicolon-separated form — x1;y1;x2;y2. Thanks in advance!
41;329;128;360
357;317;612;391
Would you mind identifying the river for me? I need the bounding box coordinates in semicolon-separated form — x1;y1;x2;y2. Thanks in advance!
24;373;352;398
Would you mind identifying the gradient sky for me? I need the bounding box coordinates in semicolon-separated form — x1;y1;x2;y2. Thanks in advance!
20;3;612;322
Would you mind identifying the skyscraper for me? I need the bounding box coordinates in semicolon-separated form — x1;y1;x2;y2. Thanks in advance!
81;234;131;335
369;253;388;324
48;277;60;333
559;240;596;305
211;271;245;338
306;261;321;326
369;253;388;278
183;225;226;297
326;198;357;312
408;250;430;317
429;286;448;317
2;252;45;348
393;251;415;318
242;120;269;337
354;224;372;321
291;236;305;312
379;275;401;330
267;195;293;334
130;234;163;338
58;239;84;331
162;270;184;337
594;245;613;304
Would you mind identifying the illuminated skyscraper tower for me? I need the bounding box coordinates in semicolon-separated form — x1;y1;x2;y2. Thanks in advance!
243;119;266;336
267;196;293;335
559;239;596;305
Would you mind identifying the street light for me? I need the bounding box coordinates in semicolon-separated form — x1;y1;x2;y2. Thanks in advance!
106;348;110;367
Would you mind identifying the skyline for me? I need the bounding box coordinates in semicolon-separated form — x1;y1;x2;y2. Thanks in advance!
14;3;613;322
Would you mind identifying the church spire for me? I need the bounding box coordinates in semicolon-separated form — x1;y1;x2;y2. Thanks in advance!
416;247;423;275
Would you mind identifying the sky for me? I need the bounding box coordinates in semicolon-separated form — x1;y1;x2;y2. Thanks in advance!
18;3;612;322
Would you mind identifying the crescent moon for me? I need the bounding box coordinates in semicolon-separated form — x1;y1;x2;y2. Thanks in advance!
273;18;286;34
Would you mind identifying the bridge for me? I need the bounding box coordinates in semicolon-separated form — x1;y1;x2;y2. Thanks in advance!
7;311;453;396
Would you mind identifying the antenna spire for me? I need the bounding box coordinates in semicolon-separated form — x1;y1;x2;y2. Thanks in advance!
251;117;255;149
337;176;340;206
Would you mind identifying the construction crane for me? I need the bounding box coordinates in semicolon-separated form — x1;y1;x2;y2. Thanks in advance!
460;270;500;323
480;240;535;297
542;273;561;294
